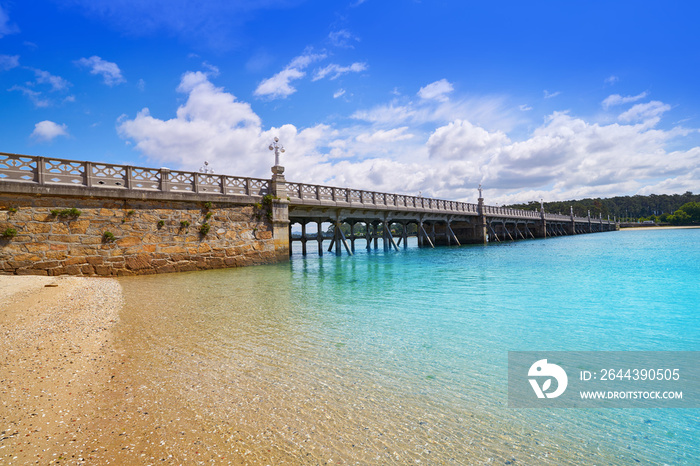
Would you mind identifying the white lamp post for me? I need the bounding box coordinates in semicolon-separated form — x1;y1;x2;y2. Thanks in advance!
269;137;285;167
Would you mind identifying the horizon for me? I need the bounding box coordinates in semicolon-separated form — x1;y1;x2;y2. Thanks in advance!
1;0;699;205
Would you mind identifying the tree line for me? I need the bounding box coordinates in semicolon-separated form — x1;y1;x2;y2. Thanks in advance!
503;192;700;225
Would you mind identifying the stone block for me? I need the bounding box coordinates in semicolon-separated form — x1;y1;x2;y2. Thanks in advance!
126;254;151;270
25;243;50;253
161;245;186;254
16;268;48;276
25;222;52;234
86;256;103;265
70;220;90;234
33;260;60;270
51;223;70;234
142;233;159;243
94;265;113;275
65;256;87;265
45;251;68;260
176;262;197;272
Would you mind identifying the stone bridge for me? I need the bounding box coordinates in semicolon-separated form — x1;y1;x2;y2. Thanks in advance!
0;152;617;275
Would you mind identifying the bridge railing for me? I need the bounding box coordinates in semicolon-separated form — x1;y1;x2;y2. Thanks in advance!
285;181;481;215
1;152;614;224
0;152;269;196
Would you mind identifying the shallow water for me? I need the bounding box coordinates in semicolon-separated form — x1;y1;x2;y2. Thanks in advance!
117;229;700;464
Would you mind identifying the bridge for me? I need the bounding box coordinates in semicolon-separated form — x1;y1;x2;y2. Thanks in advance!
0;152;617;275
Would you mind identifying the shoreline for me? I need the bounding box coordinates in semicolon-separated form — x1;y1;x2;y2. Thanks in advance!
620;225;700;230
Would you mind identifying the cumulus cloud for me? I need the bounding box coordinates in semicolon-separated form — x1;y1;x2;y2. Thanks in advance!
605;75;619;85
31;121;69;142
418;79;454;102
428;120;508;161
254;51;326;99
75;56;125;86
119;71;328;178
618;101;671;123
119;71;700;206
312;62;367;81
0;54;19;71
602;91;648;109
333;89;346;99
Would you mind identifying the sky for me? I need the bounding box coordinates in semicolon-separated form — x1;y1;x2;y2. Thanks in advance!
1;0;699;205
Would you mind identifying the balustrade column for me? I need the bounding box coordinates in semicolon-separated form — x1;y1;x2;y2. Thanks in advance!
125;166;133;189
84;162;93;187
160;168;170;192
36;156;46;185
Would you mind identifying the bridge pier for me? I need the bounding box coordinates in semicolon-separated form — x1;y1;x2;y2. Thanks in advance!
316;220;323;255
349;220;356;253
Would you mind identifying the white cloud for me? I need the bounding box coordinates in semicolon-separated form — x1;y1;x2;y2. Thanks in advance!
32;69;71;91
0;5;19;37
356;127;414;144
202;61;219;76
605;75;619;85
119;71;700;207
602;91;648;109
75;56;125;86
0;54;19;71
519;104;532;111
119;71;328;178
418;79;454;102
254;51;326;99
333;89;346;99
351;93;517;133
428;120;508;161
329;30;359;48
31;121;69;142
9;86;50;107
312;62;367;81
618;101;671;123
544;90;561;99
351;103;416;123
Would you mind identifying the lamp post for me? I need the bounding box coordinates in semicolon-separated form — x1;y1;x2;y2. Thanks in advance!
269;137;285;167
199;161;214;174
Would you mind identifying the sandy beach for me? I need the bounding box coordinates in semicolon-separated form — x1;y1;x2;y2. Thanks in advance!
620;225;700;230
0;276;123;465
0;276;299;465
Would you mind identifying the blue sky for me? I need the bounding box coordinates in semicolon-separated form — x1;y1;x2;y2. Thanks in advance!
1;0;699;204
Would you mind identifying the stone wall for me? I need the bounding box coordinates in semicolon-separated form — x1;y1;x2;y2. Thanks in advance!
0;191;286;276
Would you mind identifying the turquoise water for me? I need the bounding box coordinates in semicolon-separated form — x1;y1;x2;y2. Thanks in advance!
118;228;699;464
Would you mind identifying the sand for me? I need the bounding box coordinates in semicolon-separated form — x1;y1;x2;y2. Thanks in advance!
0;276;295;465
620;225;700;230
0;276;123;465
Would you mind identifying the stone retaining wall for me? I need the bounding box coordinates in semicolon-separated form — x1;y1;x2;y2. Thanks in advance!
0;192;284;276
